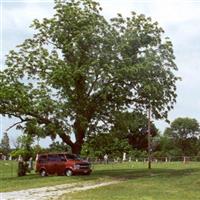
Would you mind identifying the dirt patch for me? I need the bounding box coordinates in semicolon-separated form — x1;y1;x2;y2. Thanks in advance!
0;180;120;200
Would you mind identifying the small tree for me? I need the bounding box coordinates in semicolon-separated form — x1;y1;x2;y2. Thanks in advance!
0;132;10;156
10;135;34;160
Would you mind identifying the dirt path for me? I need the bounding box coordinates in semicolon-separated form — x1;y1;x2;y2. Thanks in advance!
0;180;120;200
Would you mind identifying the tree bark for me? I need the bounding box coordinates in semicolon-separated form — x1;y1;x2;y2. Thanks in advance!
58;129;85;155
71;142;83;155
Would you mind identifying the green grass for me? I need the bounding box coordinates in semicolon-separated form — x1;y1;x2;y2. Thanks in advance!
1;161;200;200
0;160;107;192
0;160;121;192
59;162;200;200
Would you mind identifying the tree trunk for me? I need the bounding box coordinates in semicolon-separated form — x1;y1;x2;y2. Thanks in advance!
58;132;84;155
73;118;86;155
71;142;82;155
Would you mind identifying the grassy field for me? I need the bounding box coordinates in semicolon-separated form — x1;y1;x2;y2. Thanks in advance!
60;162;200;200
1;161;200;200
0;160;110;192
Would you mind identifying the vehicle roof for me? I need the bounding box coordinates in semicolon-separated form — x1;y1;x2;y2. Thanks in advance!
37;152;74;156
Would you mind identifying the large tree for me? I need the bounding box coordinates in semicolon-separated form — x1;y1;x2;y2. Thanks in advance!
164;117;200;156
0;0;178;154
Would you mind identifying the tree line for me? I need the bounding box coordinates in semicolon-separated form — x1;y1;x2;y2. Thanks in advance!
1;117;200;161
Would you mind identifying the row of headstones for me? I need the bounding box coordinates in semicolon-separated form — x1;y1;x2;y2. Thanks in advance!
106;153;191;163
0;155;14;160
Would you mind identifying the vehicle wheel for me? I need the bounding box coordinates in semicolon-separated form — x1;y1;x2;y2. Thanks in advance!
40;169;47;177
84;171;91;175
65;169;73;177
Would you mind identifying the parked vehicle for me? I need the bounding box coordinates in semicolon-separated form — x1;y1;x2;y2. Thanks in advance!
35;153;92;177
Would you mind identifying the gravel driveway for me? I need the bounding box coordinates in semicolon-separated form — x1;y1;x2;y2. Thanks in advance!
0;180;119;200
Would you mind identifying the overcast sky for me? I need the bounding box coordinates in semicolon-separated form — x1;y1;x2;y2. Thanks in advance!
1;0;200;147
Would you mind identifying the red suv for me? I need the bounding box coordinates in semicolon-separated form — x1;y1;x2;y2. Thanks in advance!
35;153;92;176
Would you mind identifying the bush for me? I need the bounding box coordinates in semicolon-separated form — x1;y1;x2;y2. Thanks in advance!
18;161;28;176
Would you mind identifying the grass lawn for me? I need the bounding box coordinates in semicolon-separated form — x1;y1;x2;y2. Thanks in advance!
1;161;200;200
59;162;200;200
0;160;109;192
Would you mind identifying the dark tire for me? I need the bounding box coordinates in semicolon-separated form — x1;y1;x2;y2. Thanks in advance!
84;171;91;175
65;169;73;177
40;169;47;177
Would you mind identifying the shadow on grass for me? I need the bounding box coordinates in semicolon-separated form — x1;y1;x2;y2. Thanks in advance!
1;166;200;182
0;173;84;181
87;167;200;181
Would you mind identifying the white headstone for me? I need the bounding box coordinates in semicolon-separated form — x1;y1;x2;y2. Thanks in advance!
123;152;126;161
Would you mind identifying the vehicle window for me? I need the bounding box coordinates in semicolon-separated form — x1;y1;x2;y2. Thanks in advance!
65;154;79;160
38;155;47;163
58;154;66;161
48;154;61;162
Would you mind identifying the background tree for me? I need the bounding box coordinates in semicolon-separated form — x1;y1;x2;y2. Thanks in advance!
0;132;10;156
49;141;69;153
0;0;178;154
10;134;34;160
82;112;158;158
81;133;131;159
164;117;200;156
112;112;158;151
153;135;182;158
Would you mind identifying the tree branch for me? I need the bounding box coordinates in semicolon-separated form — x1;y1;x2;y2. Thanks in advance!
58;133;74;147
5;119;26;132
87;74;100;97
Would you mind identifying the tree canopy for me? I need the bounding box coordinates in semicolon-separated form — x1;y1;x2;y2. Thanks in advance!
112;111;158;150
81;132;131;159
82;111;158;158
0;0;178;154
164;117;200;139
164;117;200;156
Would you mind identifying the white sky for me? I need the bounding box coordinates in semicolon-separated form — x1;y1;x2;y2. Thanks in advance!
1;0;200;147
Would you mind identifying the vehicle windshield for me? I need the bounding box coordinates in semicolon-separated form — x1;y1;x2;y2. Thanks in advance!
65;154;80;160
